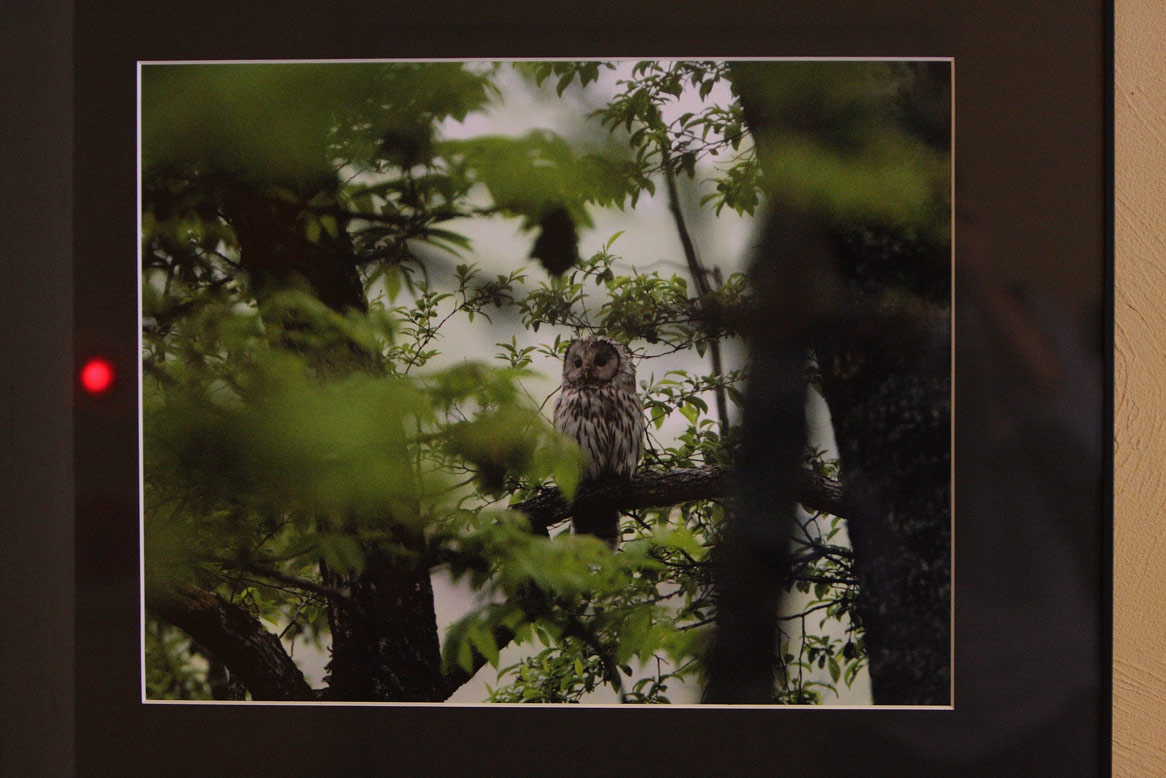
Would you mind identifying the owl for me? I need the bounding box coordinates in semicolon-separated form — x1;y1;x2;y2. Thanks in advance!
553;336;645;547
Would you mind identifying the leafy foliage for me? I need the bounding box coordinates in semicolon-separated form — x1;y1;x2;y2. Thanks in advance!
145;620;213;700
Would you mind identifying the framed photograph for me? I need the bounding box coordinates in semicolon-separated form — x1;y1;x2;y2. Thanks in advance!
66;0;1112;774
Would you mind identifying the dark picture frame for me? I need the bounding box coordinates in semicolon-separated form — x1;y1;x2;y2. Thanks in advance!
41;0;1116;774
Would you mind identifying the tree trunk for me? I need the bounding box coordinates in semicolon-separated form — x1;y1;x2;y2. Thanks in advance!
318;541;446;701
222;182;449;701
815;311;951;704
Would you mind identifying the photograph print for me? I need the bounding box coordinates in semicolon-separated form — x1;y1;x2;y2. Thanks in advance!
139;59;952;705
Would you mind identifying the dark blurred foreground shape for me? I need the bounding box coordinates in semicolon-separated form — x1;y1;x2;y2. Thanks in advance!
706;62;953;706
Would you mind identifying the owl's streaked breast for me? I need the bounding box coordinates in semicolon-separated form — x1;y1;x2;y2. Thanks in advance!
554;382;644;480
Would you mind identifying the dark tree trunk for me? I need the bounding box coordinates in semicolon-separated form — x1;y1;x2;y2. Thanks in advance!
815;307;951;705
223;184;367;315
318;541;446;702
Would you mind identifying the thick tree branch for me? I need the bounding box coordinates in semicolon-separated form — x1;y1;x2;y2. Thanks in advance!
152;586;315;701
512;464;845;535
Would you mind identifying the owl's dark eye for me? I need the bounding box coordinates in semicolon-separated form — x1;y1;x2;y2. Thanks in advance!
594;355;608;367
574;357;583;368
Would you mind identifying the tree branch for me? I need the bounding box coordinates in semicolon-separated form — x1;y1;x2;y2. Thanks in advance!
152;586;316;701
217;559;359;610
512;464;845;535
661;148;732;437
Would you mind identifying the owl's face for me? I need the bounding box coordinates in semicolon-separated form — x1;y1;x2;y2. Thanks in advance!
562;337;624;387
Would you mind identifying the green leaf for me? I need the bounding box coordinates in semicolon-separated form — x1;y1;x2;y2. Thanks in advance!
317;533;364;574
469;624;501;668
319;214;339;238
384;267;402;302
304;215;321;243
424;227;472;251
557;72;574;96
553;457;581;501
456;636;475;674
623;608;650;658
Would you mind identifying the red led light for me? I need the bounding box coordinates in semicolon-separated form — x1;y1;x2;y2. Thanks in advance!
80;358;114;394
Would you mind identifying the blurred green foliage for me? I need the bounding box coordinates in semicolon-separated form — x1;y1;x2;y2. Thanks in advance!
142;63;498;184
142;289;583;601
731;61;950;238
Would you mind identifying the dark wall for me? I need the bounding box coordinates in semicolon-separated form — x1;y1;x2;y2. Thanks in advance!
1;1;75;776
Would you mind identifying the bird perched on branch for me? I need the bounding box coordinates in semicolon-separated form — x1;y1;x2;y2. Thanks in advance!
553;336;645;547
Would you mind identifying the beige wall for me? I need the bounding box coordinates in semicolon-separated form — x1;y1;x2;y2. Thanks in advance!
1115;0;1166;774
